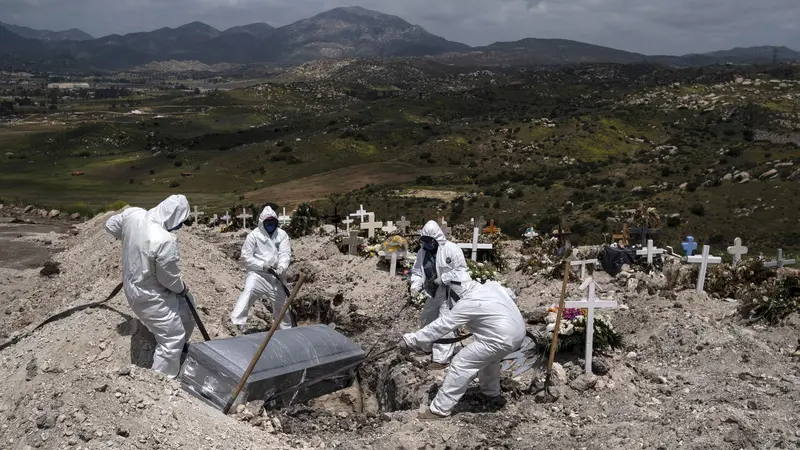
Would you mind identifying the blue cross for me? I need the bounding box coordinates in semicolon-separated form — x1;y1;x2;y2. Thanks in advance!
682;236;698;256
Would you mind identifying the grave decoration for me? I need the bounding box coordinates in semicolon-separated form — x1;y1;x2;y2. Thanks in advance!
457;226;494;262
570;258;597;279
466;260;504;285
286;202;320;238
564;277;618;375
377;235;409;278
396;216;411;235
237;208;253;230
636;239;665;266
687;245;722;293
449;222;506;269
360;213;383;239
612;223;630;247
727;238;748;266
681;236;698;256
350;205;368;223
538;284;623;357
763;249;796;268
439;217;451;238
518;237;576;280
322;207;343;231
190;206;205;224
278;207;292;227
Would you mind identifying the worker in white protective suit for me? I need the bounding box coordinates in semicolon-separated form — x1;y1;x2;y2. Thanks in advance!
409;221;464;368
105;194;195;379
400;250;526;420
231;205;293;330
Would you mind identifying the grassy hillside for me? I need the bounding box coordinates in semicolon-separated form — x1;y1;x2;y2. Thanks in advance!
1;62;799;254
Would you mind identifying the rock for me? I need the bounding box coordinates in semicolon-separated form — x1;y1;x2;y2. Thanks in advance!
534;386;561;403
722;173;733;181
552;362;568;385
78;428;93;442
759;169;778;180
733;171;751;182
525;307;549;324
626;352;638;359
116;427;129;438
631;186;643;194
592;358;612;376
35;414;55;429
39;261;61;277
48;209;60;218
70;213;81;220
215;285;226;293
25;358;38;381
788;169;800;181
117;366;131;376
24;205;34;213
320;225;336;236
569;374;597;392
271;417;282;432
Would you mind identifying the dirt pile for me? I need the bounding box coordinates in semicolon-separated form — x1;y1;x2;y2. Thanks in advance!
1;212;799;450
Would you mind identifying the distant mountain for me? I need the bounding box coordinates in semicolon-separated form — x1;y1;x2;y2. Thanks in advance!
262;6;470;63
222;23;275;38
1;9;799;71
0;21;93;41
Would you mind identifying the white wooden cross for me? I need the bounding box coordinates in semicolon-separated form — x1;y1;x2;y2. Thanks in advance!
727;237;748;266
475;216;487;231
457;227;493;262
342;217;354;233
237;208;253;229
278;207;292;227
379;250;407;278
763;249;796;268
360;213;383;238
382;221;398;234
190;206;205;223
350;205;368;222
210;214;219;225
570;259;597;279
347;230;360;256
396;216;410;234
564;277;617;375
636;239;665;265
439;217;451;238
221;211;232;226
687;245;722;293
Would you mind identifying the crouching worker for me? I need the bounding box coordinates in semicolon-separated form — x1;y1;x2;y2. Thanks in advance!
399;249;526;420
105;194;195;379
231;206;293;331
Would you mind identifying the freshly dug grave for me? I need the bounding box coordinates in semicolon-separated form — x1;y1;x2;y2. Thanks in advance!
1;212;799;450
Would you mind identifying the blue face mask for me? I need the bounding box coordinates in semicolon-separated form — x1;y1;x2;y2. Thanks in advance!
264;223;278;234
422;240;437;251
168;223;183;232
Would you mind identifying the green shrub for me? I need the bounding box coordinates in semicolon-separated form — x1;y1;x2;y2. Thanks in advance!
286;202;320;238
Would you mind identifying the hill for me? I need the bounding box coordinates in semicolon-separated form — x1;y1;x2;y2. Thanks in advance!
0;21;93;41
222;23;276;38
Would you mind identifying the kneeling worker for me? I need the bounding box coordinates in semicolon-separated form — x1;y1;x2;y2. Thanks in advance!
231;205;293;331
399;247;526;420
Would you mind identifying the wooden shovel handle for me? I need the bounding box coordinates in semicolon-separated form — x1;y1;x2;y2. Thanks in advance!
546;261;570;381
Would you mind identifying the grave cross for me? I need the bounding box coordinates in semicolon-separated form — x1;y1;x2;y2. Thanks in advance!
439;217;451;238
551;223;571;246
763;249;796;268
382;221;398;234
221;211;232;226
278;207;292;227
329;207;343;231
570;259;597;279
190;206;205;223
396;216;411;235
483;220;501;235
564;277;618;375
457;227;494;262
210;214;219;225
636;239;665;265
681;236;698;256
341;217;354;233
347;231;360;256
475;216;487;231
687;245;722;293
726;237;748;266
360;213;383;239
612;223;629;247
350;205;368;222
237;208;253;229
379;250;407;278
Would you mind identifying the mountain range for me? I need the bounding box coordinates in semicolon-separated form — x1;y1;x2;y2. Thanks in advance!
1;7;799;71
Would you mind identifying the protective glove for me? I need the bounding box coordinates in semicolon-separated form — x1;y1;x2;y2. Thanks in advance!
273;266;285;276
433;276;443;285
397;338;411;353
179;283;189;296
262;262;275;272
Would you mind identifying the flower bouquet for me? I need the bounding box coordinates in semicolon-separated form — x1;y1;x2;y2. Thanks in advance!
537;305;623;356
467;260;505;285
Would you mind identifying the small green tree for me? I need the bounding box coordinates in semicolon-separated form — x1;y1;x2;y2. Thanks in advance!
286;202;320;237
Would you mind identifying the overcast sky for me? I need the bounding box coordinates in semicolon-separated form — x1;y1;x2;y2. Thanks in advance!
2;0;800;55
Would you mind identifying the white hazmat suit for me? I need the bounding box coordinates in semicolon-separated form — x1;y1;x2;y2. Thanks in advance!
409;221;465;364
105;194;195;379
403;258;526;417
231;206;293;329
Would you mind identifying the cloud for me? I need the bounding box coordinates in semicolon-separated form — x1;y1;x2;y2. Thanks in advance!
3;0;800;54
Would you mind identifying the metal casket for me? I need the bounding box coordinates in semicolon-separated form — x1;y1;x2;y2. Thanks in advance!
179;324;364;410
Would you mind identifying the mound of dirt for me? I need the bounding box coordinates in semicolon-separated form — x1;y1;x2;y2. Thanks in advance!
2;211;799;450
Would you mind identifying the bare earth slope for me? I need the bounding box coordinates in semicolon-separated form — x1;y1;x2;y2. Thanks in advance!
1;212;798;449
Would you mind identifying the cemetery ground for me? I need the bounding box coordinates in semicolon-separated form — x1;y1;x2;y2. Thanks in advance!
2;62;800;256
0;207;799;449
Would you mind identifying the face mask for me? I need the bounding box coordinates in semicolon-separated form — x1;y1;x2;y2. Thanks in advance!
264;223;278;234
168;224;183;232
422;240;437;252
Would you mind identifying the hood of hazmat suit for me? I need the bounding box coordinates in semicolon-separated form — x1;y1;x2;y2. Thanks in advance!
104;194;193;379
259;206;278;222
420;220;448;246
